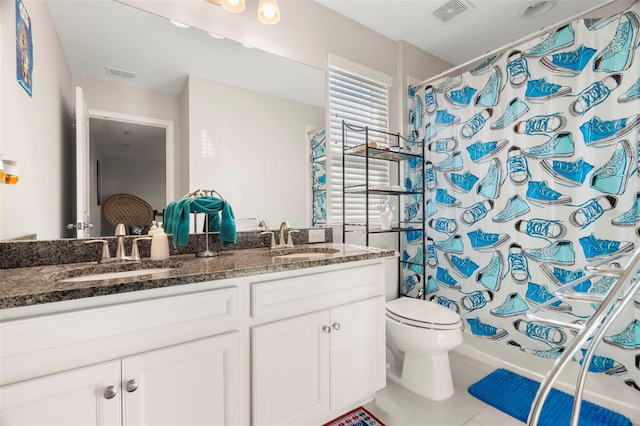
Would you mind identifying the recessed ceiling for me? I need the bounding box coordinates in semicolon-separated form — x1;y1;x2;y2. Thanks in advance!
90;118;166;161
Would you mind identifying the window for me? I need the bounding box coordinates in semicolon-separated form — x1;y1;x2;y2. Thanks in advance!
328;56;393;225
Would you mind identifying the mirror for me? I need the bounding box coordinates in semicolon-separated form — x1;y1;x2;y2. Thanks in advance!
44;0;326;237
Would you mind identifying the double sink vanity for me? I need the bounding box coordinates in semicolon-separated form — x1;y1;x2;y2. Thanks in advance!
0;231;397;426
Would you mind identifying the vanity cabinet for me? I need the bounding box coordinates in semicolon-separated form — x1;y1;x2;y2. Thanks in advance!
1;361;122;425
0;284;243;426
0;334;240;426
250;262;386;426
0;256;391;426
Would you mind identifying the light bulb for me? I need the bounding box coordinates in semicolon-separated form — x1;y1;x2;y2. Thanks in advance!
221;0;245;13
258;0;280;24
262;5;276;19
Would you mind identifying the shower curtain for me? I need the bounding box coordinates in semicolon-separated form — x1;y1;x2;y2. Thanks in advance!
310;128;327;226
406;4;640;390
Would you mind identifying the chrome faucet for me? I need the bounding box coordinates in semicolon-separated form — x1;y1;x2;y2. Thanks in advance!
278;221;291;248
84;223;150;263
261;220;299;249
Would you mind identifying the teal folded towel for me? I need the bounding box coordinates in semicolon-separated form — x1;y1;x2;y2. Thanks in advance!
164;196;236;247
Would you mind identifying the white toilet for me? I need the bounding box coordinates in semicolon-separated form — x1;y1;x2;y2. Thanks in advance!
386;297;463;401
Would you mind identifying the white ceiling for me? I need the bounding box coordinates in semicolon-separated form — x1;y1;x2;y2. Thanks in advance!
314;0;613;66
90;118;166;161
47;0;326;104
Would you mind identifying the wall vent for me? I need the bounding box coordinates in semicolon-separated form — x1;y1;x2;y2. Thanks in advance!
105;66;137;79
432;0;473;22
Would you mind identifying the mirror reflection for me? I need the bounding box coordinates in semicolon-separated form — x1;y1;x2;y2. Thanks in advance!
46;0;326;238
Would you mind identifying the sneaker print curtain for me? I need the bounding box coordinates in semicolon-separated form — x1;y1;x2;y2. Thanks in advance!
406;4;640;390
310;128;327;226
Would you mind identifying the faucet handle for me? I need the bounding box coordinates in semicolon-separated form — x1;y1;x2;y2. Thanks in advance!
115;223;127;236
260;231;276;249
84;239;111;262
131;237;152;261
286;229;300;247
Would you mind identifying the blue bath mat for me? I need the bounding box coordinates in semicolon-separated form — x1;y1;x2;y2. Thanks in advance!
468;369;631;426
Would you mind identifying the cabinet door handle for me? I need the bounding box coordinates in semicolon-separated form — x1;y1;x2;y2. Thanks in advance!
322;325;331;334
332;322;341;331
104;385;118;399
125;379;139;393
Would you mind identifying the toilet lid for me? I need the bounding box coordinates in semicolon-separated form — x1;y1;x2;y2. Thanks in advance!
386;297;461;326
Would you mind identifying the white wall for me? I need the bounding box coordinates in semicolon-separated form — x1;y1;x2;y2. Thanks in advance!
397;40;453;133
0;1;3;234
187;75;324;229
101;156;165;212
0;0;73;240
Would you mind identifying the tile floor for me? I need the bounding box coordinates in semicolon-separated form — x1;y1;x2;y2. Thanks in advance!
364;350;543;426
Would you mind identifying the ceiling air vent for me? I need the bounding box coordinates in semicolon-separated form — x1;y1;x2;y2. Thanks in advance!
105;66;137;79
432;0;473;22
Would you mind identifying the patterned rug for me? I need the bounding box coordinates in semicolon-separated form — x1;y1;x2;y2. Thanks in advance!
468;368;631;426
323;406;385;426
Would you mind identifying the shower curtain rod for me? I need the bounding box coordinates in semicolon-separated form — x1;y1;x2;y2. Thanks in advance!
418;0;621;85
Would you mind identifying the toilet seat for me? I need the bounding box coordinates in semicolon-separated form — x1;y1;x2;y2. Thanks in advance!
386;297;462;330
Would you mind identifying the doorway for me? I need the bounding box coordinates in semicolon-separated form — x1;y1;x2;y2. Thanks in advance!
87;110;174;237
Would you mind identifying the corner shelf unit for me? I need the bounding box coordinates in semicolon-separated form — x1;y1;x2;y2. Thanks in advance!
341;121;426;297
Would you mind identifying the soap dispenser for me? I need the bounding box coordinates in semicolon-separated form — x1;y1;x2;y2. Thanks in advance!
148;221;159;236
150;222;170;261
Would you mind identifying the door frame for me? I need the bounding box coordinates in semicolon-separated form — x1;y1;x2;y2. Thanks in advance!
88;109;175;211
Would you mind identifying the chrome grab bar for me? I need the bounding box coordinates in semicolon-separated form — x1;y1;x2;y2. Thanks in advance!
527;247;640;426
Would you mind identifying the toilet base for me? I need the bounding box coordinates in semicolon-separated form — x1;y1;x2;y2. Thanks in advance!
398;352;454;401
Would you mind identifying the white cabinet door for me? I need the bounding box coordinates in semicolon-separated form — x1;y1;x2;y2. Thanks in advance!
252;310;330;426
330;296;385;409
122;333;241;426
0;361;121;426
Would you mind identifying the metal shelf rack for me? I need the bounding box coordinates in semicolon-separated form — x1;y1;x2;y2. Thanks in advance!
341;121;426;297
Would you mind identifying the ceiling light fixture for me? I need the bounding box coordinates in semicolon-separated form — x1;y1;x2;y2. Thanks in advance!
520;1;557;18
258;0;280;25
205;0;279;24
221;0;245;13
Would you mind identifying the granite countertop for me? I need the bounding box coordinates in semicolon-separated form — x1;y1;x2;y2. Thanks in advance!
0;243;397;309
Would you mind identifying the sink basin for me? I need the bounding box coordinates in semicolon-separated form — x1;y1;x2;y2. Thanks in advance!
262;247;340;260
49;260;182;283
274;252;335;259
59;268;175;283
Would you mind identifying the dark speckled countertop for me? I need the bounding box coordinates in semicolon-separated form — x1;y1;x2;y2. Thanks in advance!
0;244;397;309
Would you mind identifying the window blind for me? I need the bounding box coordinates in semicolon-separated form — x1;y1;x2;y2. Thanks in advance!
328;65;390;225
